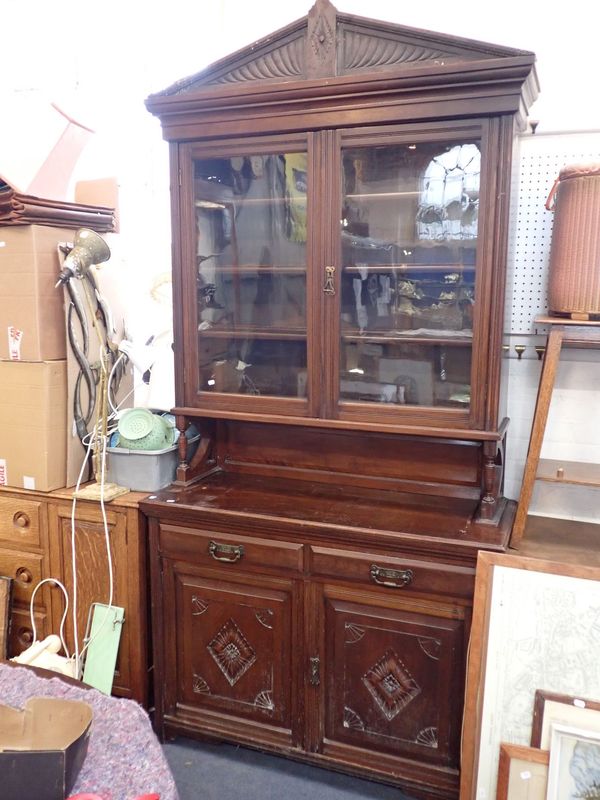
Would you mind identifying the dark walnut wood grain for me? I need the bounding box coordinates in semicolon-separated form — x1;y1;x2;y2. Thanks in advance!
144;1;537;797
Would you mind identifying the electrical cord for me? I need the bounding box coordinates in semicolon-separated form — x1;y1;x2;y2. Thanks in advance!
27;354;147;681
29;578;71;659
78;431;115;666
70;428;96;678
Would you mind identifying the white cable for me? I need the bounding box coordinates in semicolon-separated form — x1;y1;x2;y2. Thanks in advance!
29;578;71;659
66;351;150;678
71;431;95;679
79;431;115;663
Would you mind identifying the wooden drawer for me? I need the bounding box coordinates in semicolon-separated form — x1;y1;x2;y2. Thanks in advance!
0;496;42;549
9;606;48;656
0;548;43;604
309;545;475;599
159;523;304;573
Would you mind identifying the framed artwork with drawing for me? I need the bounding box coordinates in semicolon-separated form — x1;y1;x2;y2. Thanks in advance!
496;743;549;800
461;551;600;800
532;689;600;749
546;723;600;800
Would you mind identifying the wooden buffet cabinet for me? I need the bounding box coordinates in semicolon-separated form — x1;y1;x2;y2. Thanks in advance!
0;486;149;706
142;2;538;797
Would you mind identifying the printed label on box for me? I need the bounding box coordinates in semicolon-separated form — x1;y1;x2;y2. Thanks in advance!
7;326;23;360
0;460;7;486
22;476;35;490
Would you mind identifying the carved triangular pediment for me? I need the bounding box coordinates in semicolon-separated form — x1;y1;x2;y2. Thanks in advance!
152;0;534;97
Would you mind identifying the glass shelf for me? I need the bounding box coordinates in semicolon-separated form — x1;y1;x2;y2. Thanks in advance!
198;327;306;340
342;331;473;347
343;263;476;273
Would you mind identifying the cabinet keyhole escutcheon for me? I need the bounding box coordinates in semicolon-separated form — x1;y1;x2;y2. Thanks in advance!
309;656;321;686
323;266;336;295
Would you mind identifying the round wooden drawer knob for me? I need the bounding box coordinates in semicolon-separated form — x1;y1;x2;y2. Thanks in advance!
16;567;33;584
18;627;33;646
13;512;30;530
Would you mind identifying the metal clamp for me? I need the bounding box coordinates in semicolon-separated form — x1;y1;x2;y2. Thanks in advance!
323;266;336;295
370;564;413;589
209;540;245;563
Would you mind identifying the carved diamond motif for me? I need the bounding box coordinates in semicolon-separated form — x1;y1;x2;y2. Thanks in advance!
208;618;257;686
363;649;421;721
310;14;334;61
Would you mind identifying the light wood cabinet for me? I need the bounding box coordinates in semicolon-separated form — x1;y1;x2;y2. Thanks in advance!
0;486;149;706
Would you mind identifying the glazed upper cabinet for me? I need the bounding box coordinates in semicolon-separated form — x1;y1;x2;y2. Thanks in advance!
147;0;538;442
184;122;488;429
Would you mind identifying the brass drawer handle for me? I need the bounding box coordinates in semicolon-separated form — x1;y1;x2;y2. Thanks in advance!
13;512;30;530
208;540;244;563
16;567;33;584
370;564;413;589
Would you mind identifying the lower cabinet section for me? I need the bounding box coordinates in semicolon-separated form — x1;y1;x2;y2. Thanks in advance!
150;519;472;799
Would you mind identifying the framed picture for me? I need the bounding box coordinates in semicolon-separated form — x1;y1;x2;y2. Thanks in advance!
496;743;549;800
532;690;600;749
0;576;11;659
460;551;600;800
546;723;600;799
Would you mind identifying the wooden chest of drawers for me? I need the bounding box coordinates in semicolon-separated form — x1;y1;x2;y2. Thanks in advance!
0;486;150;706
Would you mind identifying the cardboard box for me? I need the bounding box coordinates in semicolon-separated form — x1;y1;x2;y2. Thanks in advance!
0;225;74;361
0;697;92;800
0;360;67;491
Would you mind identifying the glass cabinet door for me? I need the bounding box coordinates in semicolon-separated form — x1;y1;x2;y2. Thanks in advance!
193;148;309;400
339;138;480;413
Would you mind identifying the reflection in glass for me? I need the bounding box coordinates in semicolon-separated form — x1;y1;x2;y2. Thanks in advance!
194;152;308;397
340;140;481;409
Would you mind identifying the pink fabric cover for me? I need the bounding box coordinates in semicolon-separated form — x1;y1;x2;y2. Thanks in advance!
0;662;178;800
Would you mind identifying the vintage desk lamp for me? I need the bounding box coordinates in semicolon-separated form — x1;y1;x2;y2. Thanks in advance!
56;229;129;501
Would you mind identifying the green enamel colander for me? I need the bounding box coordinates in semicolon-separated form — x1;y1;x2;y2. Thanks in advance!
117;409;173;451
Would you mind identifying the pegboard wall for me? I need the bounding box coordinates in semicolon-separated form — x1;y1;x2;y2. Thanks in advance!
506;130;600;334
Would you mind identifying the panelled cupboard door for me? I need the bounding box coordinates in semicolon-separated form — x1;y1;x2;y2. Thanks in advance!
47;502;132;695
164;563;301;749
320;586;465;770
179;133;319;418
331;120;494;431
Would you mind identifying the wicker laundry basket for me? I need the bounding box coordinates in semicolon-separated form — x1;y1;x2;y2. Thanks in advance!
546;163;600;317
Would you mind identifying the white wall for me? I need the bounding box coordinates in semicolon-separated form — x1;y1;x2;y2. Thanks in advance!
3;0;599;519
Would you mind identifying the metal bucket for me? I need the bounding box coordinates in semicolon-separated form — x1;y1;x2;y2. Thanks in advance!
546;163;600;317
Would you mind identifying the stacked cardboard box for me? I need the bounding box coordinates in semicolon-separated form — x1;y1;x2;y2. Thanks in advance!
0;225;72;491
